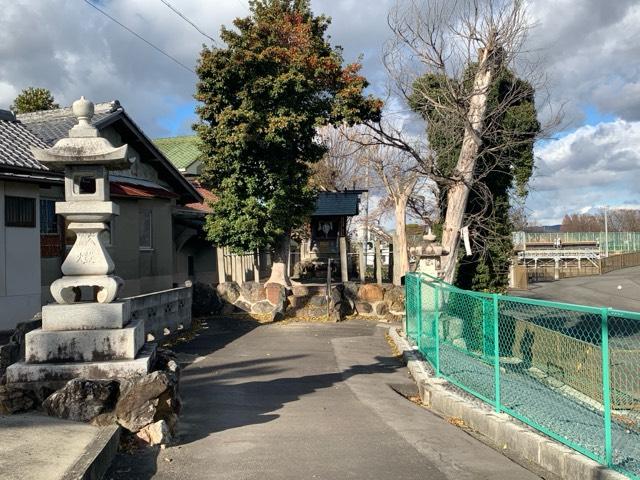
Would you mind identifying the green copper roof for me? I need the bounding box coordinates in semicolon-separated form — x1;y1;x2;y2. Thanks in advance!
153;135;201;171
313;191;363;217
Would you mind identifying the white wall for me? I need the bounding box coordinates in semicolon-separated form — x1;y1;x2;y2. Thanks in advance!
0;181;42;331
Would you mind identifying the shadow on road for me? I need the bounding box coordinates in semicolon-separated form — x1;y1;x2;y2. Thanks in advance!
106;319;402;480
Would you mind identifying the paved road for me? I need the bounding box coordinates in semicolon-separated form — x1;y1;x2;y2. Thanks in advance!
516;266;640;311
107;319;540;480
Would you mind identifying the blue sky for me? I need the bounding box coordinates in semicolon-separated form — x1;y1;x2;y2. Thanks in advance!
1;0;640;226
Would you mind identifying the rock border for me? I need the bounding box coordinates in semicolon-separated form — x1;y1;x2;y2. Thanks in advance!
387;326;627;480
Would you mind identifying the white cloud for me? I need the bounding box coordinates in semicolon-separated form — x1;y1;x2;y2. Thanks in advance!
527;120;640;224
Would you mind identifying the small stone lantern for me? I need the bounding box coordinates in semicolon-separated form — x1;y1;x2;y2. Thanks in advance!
409;228;447;278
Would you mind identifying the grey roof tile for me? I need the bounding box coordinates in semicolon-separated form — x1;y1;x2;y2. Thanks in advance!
0;118;49;171
17;101;120;146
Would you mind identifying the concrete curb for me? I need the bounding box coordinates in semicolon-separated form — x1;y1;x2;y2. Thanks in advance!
387;327;627;480
61;425;120;480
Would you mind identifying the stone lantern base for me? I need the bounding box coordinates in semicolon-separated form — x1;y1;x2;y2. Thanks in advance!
5;299;155;388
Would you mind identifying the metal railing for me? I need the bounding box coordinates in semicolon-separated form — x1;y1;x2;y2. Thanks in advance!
405;272;640;479
514;231;640;253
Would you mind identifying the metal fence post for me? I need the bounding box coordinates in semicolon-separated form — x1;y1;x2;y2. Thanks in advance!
601;307;613;467
416;275;423;351
493;293;501;413
434;284;440;377
404;274;410;336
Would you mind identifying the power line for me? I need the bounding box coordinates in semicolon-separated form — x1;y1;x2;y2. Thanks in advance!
159;0;218;45
82;0;196;75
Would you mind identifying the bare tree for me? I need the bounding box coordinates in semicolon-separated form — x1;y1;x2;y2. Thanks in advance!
359;143;425;284
311;126;364;191
361;0;551;283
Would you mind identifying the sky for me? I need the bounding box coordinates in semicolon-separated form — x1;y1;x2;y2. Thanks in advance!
1;0;639;225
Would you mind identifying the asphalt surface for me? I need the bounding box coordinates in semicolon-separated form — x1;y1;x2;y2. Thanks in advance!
106;318;541;480
516;266;640;312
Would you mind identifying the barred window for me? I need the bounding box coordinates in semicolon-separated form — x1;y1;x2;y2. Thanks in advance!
139;208;152;249
5;196;35;228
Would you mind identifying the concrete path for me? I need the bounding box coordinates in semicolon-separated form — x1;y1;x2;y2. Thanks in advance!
0;412;118;480
106;319;541;480
517;266;640;312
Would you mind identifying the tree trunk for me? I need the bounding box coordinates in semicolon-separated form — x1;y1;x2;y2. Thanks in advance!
267;234;292;287
393;194;410;286
440;45;496;284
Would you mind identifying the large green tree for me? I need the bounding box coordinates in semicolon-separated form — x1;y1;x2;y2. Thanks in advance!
195;0;380;286
411;68;539;291
11;87;59;114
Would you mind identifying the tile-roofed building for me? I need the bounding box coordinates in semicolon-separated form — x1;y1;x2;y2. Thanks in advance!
18;100;201;205
0;110;58;175
0;99;224;330
154;135;201;173
17;101;121;146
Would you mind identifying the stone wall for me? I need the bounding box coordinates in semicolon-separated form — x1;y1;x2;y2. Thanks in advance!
215;281;285;321
343;282;405;322
125;286;193;343
192;280;404;323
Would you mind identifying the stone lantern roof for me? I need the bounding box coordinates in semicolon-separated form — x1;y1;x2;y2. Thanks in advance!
31;97;130;169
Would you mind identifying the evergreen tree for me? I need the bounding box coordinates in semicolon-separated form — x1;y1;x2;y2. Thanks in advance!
195;0;381;285
410;68;539;291
11;87;59;114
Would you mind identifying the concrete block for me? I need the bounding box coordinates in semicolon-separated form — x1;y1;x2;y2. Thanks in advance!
538;440;570;476
6;343;155;385
562;453;603;480
42;301;131;331
25;319;144;363
510;429;543;464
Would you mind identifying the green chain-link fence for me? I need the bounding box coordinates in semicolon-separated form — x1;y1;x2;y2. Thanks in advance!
405;272;640;479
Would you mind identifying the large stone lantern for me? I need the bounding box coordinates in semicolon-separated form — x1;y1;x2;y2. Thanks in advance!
33;96;128;305
6;98;153;385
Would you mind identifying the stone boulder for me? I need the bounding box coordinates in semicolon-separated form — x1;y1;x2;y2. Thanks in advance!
375;302;389;316
384;285;405;312
0;385;36;414
264;283;286;306
252;301;276;314
43;379;119;422
240;282;266;303
357;284;385;302
355;302;373;314
115;370;180;433
328;285;353;322
216;282;241;304
136;419;171;446
234;300;252;313
342;282;359;302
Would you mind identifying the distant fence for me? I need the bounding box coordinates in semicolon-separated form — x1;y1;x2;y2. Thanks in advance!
125;286;192;343
514;231;640;254
405;272;640;479
601;252;640;274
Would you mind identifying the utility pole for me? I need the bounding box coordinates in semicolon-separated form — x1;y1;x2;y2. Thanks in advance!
363;156;370;273
604;205;609;258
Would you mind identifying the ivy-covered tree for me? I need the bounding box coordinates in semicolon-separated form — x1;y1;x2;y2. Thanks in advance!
11;87;59;114
411;68;539;291
195;0;381;286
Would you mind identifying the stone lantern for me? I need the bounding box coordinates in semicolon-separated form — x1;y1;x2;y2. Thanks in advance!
409;228;447;278
6;98;153;385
